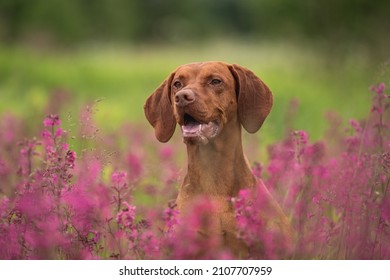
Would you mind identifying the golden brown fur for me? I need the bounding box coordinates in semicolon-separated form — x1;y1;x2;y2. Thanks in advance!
145;62;292;257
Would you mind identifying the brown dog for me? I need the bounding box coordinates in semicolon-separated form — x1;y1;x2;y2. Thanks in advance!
145;62;292;257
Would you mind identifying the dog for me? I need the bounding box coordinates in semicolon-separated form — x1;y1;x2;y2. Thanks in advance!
144;61;292;257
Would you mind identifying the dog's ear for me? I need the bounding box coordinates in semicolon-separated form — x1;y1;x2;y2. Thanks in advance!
144;72;176;142
229;64;273;133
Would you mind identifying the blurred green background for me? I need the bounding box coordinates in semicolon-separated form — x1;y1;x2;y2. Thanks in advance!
0;0;389;142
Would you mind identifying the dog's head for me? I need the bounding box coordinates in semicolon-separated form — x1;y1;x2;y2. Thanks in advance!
144;62;273;144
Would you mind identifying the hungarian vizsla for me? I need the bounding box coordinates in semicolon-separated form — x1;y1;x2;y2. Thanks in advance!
144;61;292;257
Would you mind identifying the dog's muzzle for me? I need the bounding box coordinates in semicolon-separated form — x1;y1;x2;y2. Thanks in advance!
181;114;220;144
174;90;221;144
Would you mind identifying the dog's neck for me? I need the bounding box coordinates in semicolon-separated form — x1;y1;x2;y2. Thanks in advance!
181;120;255;198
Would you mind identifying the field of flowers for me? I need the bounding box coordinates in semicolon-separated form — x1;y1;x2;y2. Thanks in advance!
0;81;389;260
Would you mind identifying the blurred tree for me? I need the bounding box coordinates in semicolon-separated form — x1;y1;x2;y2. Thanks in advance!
0;0;388;46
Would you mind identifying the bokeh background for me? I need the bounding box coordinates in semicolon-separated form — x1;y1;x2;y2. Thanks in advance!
1;1;390;260
1;0;389;145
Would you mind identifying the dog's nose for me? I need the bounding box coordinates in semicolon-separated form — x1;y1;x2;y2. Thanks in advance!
174;89;195;107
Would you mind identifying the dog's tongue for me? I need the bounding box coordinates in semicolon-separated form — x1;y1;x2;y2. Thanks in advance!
181;121;219;141
181;123;202;137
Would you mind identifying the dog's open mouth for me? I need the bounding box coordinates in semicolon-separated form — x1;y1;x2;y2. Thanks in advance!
181;113;220;144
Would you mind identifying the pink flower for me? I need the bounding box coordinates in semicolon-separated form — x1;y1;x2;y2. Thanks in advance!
62;143;69;151
41;129;51;139
1;86;389;260
163;206;179;231
43;114;61;127
381;197;390;222
375;83;386;95
127;153;143;179
349;119;362;133
294;130;309;145
116;202;136;227
65;150;76;169
111;171;127;186
160;146;173;160
312;194;321;205
55;128;63;138
0;159;8;176
164;198;229;259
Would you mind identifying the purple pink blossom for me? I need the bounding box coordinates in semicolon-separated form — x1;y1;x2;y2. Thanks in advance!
0;83;389;259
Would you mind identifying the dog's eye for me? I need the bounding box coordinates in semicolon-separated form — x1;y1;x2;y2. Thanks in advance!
173;81;182;89
210;79;222;86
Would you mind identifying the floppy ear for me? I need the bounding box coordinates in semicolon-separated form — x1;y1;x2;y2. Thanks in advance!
144;72;176;142
229;64;273;133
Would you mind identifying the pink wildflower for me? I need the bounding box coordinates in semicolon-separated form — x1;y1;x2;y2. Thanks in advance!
163;205;179;231
160;146;174;160
127;153;143;179
116;202;136;228
111;171;127;186
381;194;390;222
374;82;386;95
43;114;61;127
55;128;63;138
295;130;309;145
65;150;77;169
349;119;362;133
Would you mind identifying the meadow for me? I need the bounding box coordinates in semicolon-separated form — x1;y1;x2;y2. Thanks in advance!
0;42;389;259
0;41;380;138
